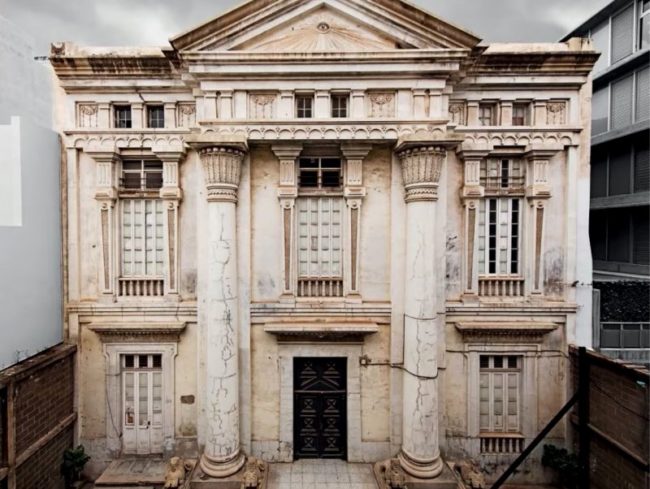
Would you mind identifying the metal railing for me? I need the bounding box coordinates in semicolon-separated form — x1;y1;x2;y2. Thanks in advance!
600;322;650;349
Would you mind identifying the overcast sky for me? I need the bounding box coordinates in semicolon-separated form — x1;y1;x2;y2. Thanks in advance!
0;0;611;55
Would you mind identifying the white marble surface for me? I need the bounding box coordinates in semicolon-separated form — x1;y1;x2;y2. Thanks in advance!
268;460;378;489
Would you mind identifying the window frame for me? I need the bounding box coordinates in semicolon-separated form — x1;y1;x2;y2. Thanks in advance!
512;103;530;126
146;105;165;129
479;355;523;434
295;94;314;119
478;103;497;126
120;159;164;191
114;105;133;129
298;156;344;192
331;93;349;118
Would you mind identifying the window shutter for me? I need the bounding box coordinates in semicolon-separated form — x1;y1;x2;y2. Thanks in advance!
297;197;343;278
635;139;650;192
611;75;634;130
591;87;609;135
611;5;634;63
591;21;610;73
636;67;650;123
633;209;650;265
609;144;632;195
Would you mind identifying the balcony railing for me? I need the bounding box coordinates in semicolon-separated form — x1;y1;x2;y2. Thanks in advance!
118;277;164;297
297;278;344;298
479;276;525;297
481;175;525;193
480;434;524;454
600;322;650;349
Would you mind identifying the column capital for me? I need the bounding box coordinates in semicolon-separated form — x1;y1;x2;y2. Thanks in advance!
396;145;447;203
198;145;246;203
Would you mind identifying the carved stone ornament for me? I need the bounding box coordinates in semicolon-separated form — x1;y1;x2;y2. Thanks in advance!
449;101;467;125
164;456;186;489
546;101;566;125
398;146;446;202
377;458;406;489
369;92;395;118
240;457;266;489
50;42;65;56
79;104;98;116
178;104;196;115
199;146;245;203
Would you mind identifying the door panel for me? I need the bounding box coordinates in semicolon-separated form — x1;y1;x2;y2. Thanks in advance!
293;358;347;460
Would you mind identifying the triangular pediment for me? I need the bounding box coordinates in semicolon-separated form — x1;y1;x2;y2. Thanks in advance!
170;0;482;52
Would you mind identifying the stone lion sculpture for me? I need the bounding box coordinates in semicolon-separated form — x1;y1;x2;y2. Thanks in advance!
164;456;186;488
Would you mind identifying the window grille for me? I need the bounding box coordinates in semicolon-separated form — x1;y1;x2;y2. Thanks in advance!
296;197;343;297
331;94;349;118
296;95;314;118
478;198;521;276
479;355;522;435
121;160;163;191
114;105;132;129
478;104;496;126
147;105;165;129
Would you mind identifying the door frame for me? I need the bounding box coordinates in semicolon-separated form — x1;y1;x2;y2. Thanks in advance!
277;343;390;463
293;357;348;460
103;343;177;457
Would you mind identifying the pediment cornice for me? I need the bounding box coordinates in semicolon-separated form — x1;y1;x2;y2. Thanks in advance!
170;0;481;53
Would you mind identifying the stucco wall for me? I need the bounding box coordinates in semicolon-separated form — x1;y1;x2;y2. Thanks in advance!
0;16;62;370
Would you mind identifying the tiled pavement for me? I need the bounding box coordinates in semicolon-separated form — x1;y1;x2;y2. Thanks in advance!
267;460;378;488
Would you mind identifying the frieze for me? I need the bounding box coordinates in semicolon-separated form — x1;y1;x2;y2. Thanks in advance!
88;321;187;343
457;129;578;149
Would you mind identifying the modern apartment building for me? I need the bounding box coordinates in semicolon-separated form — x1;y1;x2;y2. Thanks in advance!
564;0;650;363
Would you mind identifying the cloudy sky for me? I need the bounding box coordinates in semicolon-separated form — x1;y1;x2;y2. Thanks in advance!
1;0;610;55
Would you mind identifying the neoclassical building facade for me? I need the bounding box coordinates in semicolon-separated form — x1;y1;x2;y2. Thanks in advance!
51;0;598;485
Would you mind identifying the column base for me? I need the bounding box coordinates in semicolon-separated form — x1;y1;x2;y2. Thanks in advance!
374;457;458;489
194;454;267;488
199;449;246;478
398;449;444;479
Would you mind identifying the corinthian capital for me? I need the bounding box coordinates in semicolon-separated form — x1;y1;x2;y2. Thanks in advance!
398;146;446;202
199;146;245;203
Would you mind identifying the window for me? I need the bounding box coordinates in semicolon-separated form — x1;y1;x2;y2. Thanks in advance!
147;105;165;129
591;20;610;73
611;74;634;129
592;87;609;135
331;94;349;118
639;0;650;49
296;94;314;118
636;66;649;123
478;198;521;276
479;103;496;126
612;4;635;63
114;105;132;129
121;199;165;279
480;159;525;193
121;160;163;190
512;103;529;126
299;157;342;189
480;355;522;434
296;197;343;297
635;136;650;192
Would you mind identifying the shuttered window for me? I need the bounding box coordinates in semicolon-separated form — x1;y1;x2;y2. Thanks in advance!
592;87;609;135
480;356;521;434
297;197;343;279
611;75;634;130
591;148;608;198
590;211;608;261
635;66;650;123
478;198;521;276
608;209;631;263
633;208;650;265
609;144;632;195
591;21;610;73
121;199;165;277
611;5;634;63
635;137;650;192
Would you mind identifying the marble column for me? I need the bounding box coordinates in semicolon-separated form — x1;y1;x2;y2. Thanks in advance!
397;145;446;479
198;145;246;478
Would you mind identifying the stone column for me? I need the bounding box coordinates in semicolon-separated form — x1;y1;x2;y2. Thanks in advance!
198;145;246;478
397;145;446;479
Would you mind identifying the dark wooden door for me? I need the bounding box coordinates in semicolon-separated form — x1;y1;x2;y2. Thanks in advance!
293;357;347;460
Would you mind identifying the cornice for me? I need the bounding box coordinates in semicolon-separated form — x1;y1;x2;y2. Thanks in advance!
88;321;187;342
67;301;198;318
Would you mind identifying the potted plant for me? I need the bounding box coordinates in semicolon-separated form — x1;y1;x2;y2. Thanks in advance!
541;444;581;489
61;445;91;488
